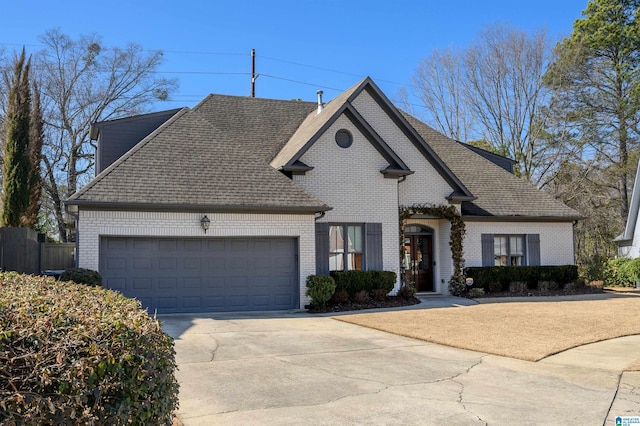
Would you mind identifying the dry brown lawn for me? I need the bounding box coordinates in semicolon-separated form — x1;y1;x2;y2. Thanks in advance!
335;298;640;367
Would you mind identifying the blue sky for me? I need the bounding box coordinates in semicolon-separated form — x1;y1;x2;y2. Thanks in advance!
1;0;588;111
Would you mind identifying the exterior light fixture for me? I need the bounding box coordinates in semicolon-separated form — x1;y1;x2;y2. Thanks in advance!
200;215;210;233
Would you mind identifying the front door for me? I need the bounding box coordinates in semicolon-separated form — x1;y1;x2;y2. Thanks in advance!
403;234;434;292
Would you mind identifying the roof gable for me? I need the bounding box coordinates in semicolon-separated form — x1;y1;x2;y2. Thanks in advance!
271;77;471;196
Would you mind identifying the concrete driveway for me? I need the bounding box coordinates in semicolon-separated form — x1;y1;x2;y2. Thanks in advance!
160;297;640;425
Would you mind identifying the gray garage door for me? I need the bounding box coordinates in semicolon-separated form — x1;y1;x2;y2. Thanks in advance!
100;237;298;313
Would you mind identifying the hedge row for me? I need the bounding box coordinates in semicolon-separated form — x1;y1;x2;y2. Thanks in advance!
0;272;178;424
329;270;396;296
464;265;578;292
305;271;397;308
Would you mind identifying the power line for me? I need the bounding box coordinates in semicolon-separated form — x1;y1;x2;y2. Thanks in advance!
260;74;344;92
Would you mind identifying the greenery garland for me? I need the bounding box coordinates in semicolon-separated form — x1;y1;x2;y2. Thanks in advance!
399;204;467;295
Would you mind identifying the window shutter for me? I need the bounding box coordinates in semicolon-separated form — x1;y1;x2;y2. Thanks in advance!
527;234;541;266
481;234;494;266
365;223;383;270
315;222;330;275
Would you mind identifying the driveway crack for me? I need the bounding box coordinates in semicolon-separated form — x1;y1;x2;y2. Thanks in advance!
451;356;488;425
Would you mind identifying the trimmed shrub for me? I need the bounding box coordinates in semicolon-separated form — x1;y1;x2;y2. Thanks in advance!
59;267;102;287
0;272;178;424
398;283;417;299
352;290;370;304
306;275;336;308
330;270;397;297
368;271;396;294
468;288;485;298
372;288;389;302
330;289;350;304
464;265;579;293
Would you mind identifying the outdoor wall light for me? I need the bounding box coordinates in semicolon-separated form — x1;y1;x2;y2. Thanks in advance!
200;215;210;233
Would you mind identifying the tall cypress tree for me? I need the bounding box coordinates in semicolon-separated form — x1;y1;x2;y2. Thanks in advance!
22;80;44;229
2;48;32;227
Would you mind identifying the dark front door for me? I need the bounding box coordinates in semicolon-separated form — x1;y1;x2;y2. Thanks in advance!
404;234;434;292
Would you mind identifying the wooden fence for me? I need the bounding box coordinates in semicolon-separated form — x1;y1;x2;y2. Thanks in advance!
0;227;75;274
40;243;76;271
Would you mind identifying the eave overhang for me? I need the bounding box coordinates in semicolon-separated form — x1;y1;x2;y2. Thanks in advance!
64;200;333;214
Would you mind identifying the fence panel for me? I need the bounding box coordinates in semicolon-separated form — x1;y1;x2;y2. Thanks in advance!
40;243;76;271
0;227;39;274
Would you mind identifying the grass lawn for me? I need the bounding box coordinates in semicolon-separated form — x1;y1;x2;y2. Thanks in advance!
335;297;640;368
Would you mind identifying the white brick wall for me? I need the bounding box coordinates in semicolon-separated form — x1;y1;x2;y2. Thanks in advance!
352;90;455;206
464;221;575;267
78;210;316;308
294;115;401;291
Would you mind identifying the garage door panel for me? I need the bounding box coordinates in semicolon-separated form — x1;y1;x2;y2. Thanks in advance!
158;277;177;289
105;277;126;291
184;258;201;269
182;297;201;309
134;258;152;270
202;296;225;309
106;257;127;271
158;239;178;251
156;297;177;309
101;237;298;313
159;258;178;270
184;277;202;289
183;240;203;252
132;278;152;290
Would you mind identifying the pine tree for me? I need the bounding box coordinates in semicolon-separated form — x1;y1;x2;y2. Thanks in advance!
2;48;32;227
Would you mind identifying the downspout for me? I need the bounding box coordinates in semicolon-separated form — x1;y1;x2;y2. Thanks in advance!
314;211;326;221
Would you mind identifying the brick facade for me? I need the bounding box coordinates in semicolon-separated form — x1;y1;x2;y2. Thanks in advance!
294;114;401;291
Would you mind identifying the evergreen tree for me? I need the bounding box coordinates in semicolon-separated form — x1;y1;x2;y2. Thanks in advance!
22;80;43;228
2;48;32;227
544;0;640;221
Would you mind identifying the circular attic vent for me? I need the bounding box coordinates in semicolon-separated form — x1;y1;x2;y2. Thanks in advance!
335;129;353;148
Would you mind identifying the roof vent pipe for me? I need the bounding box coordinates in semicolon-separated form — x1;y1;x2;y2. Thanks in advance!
317;90;324;114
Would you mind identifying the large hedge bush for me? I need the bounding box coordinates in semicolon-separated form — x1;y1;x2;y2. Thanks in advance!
604;257;640;287
0;272;178;424
464;265;579;293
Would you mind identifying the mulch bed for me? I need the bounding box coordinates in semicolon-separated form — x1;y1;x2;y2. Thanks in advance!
307;296;421;313
307;284;613;313
472;285;605;299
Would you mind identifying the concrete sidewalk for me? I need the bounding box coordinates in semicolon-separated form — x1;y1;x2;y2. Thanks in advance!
161;295;640;425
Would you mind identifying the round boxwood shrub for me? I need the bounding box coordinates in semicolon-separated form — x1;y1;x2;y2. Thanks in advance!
0;272;178;424
306;275;336;308
59;267;102;287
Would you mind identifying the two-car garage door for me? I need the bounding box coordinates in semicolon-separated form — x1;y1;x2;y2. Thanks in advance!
100;237;298;313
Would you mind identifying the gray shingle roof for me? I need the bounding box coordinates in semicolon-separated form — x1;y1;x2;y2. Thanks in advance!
68;78;580;220
68;107;330;212
402;112;582;220
192;94;317;163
